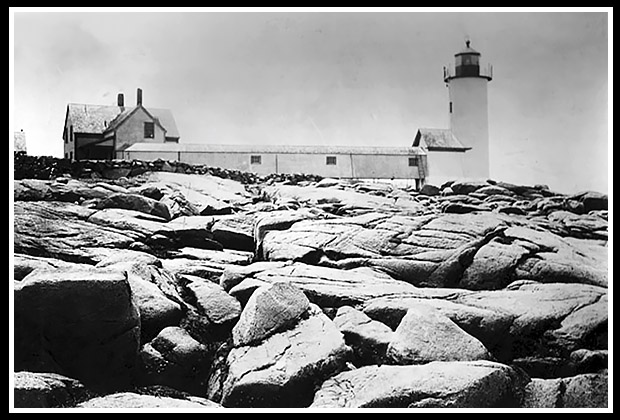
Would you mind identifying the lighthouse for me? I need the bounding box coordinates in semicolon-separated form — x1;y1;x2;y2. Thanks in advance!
443;40;493;180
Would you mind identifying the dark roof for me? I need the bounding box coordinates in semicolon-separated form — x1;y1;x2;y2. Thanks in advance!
413;128;470;151
66;103;179;138
125;142;427;156
66;104;125;134
455;40;481;56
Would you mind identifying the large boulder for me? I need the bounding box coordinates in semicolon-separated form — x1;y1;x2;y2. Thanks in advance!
13;371;92;408
232;282;310;347
310;361;529;408
521;372;608;408
386;307;492;364
208;305;352;407
211;214;256;252
138;327;211;395
450;181;490;195
362;291;513;357
95;256;184;342
162;215;224;250
14;268;141;391
333;306;394;365
181;275;242;327
571;191;608;213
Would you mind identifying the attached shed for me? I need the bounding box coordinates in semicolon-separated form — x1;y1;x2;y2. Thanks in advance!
413;128;471;185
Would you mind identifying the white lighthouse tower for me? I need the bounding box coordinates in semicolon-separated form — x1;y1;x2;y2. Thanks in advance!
443;40;493;180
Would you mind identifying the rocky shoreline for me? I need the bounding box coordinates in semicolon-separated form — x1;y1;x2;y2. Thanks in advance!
12;155;608;409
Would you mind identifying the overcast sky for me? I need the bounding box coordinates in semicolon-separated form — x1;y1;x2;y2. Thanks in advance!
11;9;610;193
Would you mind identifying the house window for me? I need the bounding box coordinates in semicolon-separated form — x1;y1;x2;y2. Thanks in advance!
250;155;262;165
69;125;73;142
69;151;73;161
326;156;337;165
408;157;419;167
144;122;155;138
63;127;67;144
65;153;68;159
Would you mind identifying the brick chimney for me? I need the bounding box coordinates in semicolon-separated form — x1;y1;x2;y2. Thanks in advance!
137;88;143;106
117;93;124;107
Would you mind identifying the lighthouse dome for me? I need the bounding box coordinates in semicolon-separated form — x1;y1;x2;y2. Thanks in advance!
455;40;481;56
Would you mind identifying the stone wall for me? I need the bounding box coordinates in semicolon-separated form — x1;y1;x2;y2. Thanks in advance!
13;152;324;185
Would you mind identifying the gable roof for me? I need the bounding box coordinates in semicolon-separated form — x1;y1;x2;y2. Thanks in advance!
66;104;125;134
413;128;470;152
65;103;179;138
125;142;427;156
149;108;180;139
104;105;166;135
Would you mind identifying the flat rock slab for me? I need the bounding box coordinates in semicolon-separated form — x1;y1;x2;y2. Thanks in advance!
455;281;607;358
364;281;607;362
264;184;423;215
14;254;92;281
86;208;170;242
260;211;607;290
141;171;251;204
77;392;222;408
14;201;134;264
211;305;351;408
310;361;528;408
14;371;92;408
96;192;171;220
170;247;253;265
250;262;419;307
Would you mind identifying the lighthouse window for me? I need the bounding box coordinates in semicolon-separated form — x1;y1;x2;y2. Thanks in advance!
449;102;453;113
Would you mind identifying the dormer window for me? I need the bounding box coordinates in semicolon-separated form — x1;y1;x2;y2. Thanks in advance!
144;122;154;138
